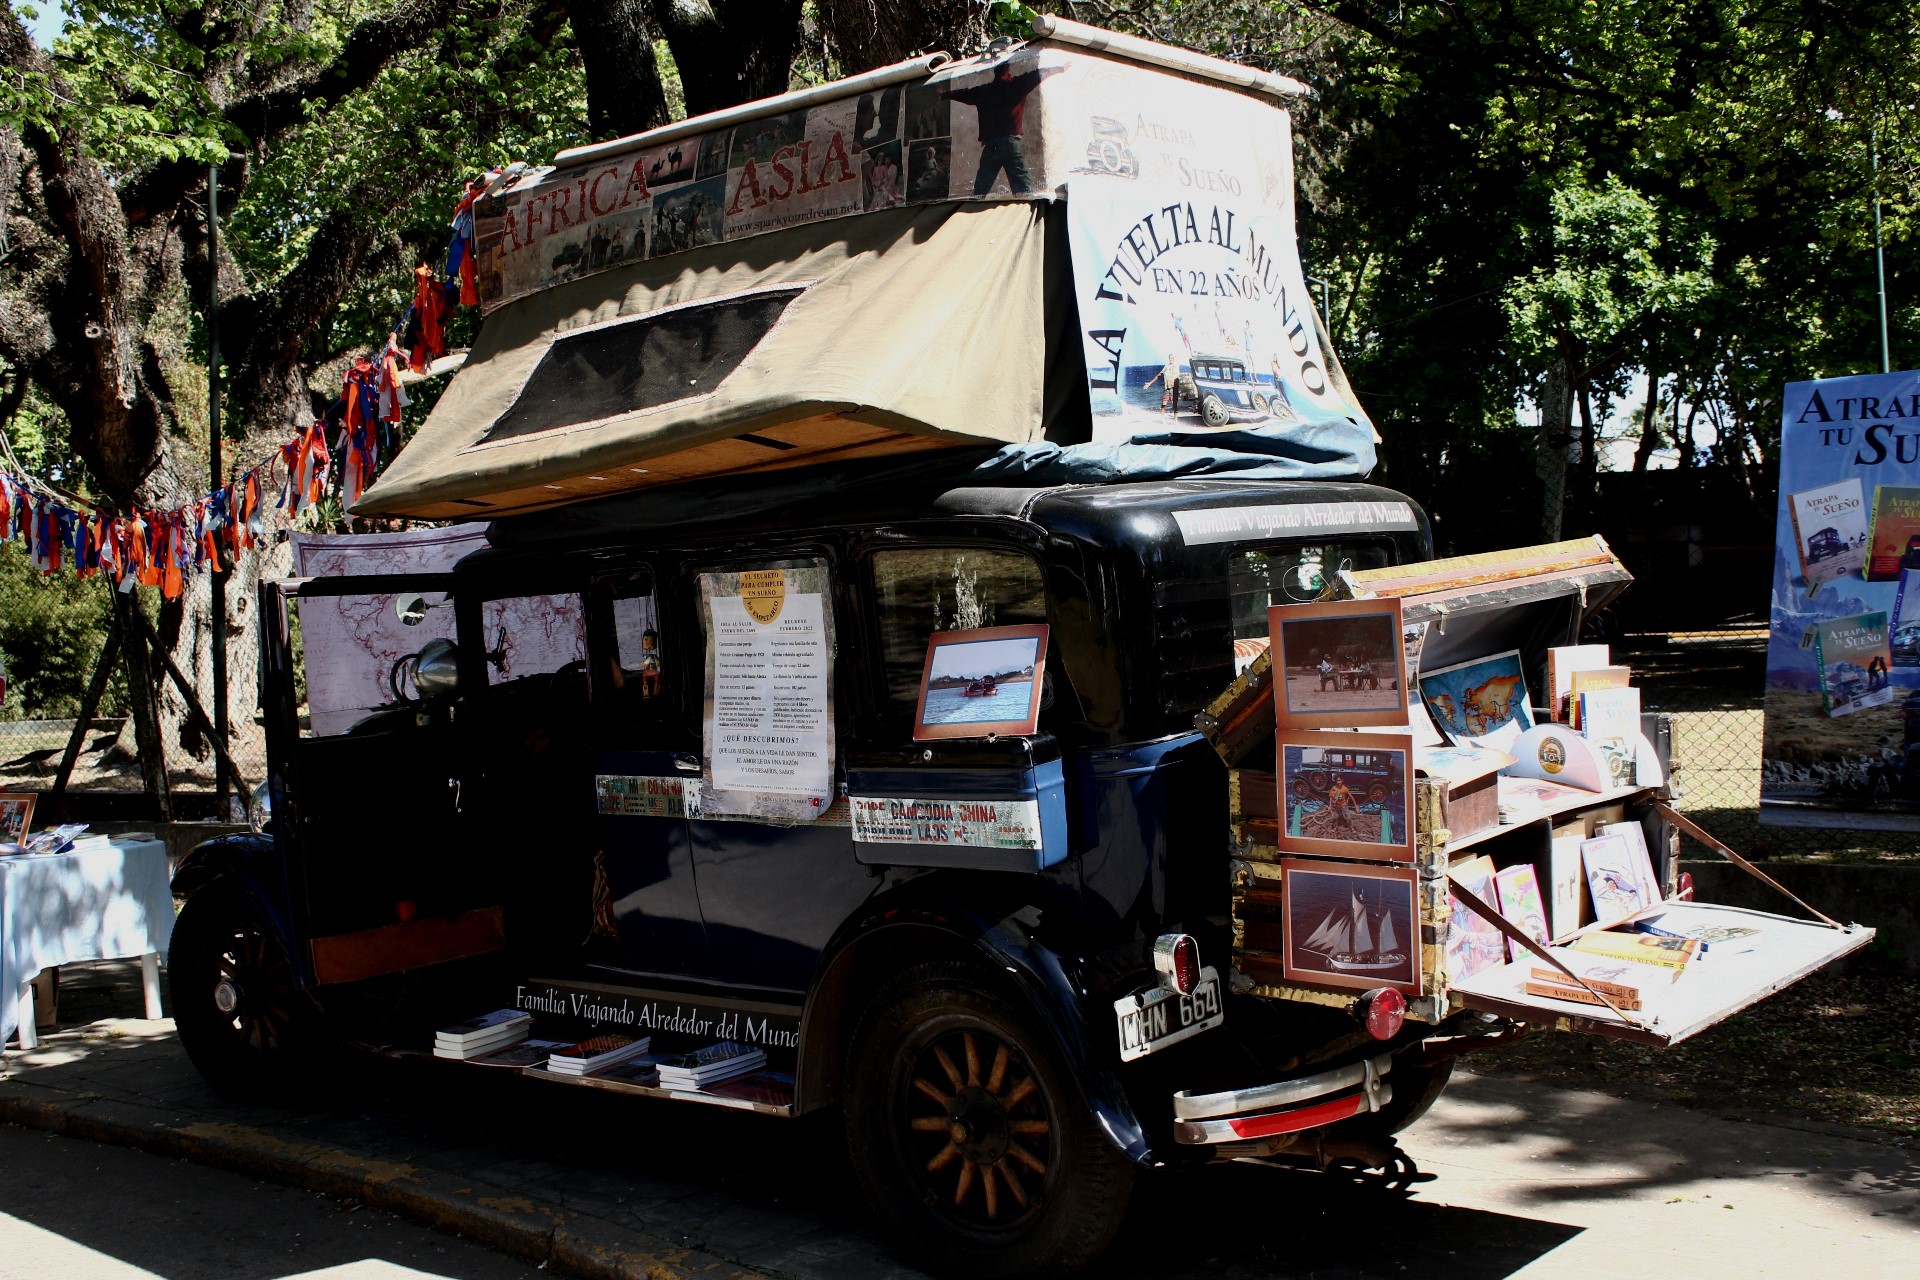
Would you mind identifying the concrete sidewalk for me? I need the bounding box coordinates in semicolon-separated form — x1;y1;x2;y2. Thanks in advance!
1;961;1914;1280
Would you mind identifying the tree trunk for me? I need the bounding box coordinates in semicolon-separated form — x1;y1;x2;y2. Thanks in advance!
815;0;991;68
1632;372;1662;472
652;0;805;119
1536;357;1573;541
1574;377;1596;530
571;0;673;140
113;590;173;821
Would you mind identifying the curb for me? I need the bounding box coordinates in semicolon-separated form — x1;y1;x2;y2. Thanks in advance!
0;1086;771;1280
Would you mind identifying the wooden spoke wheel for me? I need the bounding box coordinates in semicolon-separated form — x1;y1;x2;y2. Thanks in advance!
170;880;314;1097
904;1028;1053;1232
846;963;1134;1278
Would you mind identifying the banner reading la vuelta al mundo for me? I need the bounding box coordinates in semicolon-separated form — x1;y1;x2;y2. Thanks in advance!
1763;368;1920;829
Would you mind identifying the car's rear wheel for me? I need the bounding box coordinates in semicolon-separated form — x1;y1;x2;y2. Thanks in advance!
1200;394;1231;427
845;963;1134;1278
170;880;317;1097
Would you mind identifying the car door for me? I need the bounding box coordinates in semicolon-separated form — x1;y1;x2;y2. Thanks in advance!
680;552;871;991
585;565;710;977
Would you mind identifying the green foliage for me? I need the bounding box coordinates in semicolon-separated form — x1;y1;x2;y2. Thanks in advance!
0;540;122;721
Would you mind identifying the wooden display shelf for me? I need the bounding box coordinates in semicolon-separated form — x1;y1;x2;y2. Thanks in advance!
1442;783;1652;856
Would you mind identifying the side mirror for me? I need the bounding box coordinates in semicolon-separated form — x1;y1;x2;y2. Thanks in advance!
396;593;429;625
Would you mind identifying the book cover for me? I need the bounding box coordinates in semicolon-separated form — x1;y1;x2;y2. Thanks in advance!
1419;650;1534;751
1546;834;1591;938
1522;980;1644;1011
657;1041;760;1071
1867;484;1920;580
1443;856;1506;983
1528;965;1648;1002
1566;667;1631;727
698;1070;797;1107
436;1009;532;1044
1812;611;1895;717
1546;644;1611;721
1597;821;1662;906
1581;833;1654;926
1788;478;1868;585
1568;929;1699;973
470;1039;573;1068
548;1034;653;1073
1492;865;1550;961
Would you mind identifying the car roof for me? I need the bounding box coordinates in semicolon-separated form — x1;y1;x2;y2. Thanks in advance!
480;470;1424;559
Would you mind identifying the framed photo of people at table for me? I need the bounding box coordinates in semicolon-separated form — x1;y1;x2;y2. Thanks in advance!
1267;598;1408;729
0;792;33;846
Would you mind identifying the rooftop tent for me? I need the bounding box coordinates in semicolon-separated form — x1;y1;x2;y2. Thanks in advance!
357;200;1063;519
354;21;1375;519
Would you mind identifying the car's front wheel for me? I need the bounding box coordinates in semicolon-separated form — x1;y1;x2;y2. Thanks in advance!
844;963;1134;1278
170;880;317;1097
1200;394;1231;427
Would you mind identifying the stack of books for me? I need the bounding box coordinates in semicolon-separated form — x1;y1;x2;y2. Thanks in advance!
433;1009;533;1060
546;1034;653;1076
656;1041;766;1091
470;1038;573;1068
1522;930;1701;1010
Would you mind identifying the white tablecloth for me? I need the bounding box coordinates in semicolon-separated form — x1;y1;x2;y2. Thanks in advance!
0;839;173;1046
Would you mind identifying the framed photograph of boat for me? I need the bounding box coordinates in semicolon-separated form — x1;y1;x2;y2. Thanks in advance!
1275;730;1414;862
1281;859;1422;994
913;624;1050;741
1267;597;1408;729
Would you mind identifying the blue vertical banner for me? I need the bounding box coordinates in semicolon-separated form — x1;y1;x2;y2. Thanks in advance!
1763;369;1920;829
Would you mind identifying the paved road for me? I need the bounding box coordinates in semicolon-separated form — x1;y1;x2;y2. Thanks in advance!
0;1125;538;1280
3;960;1916;1279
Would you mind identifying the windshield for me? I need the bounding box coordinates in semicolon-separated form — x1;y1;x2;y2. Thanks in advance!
1227;542;1396;671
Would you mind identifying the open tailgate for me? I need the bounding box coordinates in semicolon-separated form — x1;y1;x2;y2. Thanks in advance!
1447;901;1875;1047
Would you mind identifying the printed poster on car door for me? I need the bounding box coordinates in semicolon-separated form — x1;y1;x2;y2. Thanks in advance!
1763;368;1920;831
699;564;836;822
1064;173;1373;448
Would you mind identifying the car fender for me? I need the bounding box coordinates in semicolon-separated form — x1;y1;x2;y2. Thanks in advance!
799;892;1155;1167
171;832;308;987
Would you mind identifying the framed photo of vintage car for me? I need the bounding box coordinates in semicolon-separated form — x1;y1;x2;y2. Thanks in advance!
913;624;1050;741
0;792;34;846
1268;598;1408;729
1281;858;1423;994
1275;730;1414;862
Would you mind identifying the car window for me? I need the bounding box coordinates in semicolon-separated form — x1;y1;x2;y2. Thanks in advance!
1226;542;1396;669
593;569;669;722
870;547;1049;730
479;592;588;687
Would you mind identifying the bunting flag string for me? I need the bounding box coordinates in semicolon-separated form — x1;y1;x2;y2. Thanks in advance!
0;163;519;596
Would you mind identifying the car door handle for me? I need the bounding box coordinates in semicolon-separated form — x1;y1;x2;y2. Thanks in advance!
673;753;701;774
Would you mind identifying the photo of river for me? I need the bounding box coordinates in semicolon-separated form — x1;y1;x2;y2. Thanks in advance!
922;679;1036;725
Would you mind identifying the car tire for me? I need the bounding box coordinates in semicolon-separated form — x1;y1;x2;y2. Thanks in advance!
170;879;319;1098
844;962;1135;1278
1200;394;1231;427
1367;782;1388;804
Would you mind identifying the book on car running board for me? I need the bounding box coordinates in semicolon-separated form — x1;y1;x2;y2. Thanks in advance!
435;1009;532;1047
547;1034;654;1075
655;1042;766;1088
469;1039;574;1069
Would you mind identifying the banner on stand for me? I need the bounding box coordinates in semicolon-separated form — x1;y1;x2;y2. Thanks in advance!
1763;369;1920;830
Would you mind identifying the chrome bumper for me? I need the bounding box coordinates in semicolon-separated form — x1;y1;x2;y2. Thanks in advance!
1172;1052;1393;1144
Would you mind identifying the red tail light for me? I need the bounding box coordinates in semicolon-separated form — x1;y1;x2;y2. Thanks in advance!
1358;987;1405;1040
1153;933;1201;995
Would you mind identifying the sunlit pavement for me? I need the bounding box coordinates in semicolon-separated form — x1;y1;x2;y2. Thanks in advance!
2;959;1915;1279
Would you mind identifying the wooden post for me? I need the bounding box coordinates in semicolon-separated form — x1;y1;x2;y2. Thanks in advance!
42;623;122;821
113;591;172;822
127;604;249;794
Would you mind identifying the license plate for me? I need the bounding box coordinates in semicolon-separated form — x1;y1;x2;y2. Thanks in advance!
1114;966;1224;1062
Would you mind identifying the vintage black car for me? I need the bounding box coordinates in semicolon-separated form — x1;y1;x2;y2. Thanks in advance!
169;474;1451;1275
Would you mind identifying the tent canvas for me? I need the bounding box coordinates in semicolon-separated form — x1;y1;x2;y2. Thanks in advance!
355;32;1375;520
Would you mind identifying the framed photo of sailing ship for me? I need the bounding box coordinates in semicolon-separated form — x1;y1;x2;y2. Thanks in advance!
1281;859;1422;994
1275;730;1413;861
913;624;1050;741
1268;597;1408;729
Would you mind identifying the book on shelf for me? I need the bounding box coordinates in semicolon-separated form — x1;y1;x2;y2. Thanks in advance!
435;1030;532;1060
1527;965;1648;1003
592;1054;666;1086
547;1034;654;1076
655;1041;767;1089
1546;644;1611;721
1492;864;1551;962
1545;833;1591;939
435;1009;533;1048
1867;484;1920;581
469;1038;573;1069
1788;478;1868;587
1581;833;1656;926
694;1070;797;1108
1522;979;1644;1011
1566;668;1631;728
1496;775;1591;823
1596;820;1662;906
1579;686;1642;788
1523;951;1682;1009
1567;929;1701;974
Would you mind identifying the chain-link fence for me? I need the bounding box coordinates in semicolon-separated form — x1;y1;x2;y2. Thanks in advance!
1625;630;1914;861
